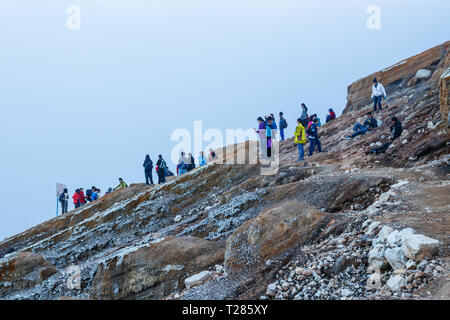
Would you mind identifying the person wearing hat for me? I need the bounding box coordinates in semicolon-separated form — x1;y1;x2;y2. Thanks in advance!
371;78;387;112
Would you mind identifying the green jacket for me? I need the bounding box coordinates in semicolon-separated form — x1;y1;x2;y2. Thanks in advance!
114;181;128;190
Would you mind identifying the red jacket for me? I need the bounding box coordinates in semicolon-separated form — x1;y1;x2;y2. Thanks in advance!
72;192;79;204
330;111;336;119
78;191;87;204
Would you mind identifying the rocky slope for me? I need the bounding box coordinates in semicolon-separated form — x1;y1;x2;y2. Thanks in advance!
0;42;449;300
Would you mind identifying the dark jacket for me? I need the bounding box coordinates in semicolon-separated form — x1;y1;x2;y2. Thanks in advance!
364;117;378;130
390;121;403;140
143;158;153;171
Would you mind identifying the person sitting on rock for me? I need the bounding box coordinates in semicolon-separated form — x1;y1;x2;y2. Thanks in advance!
326;108;336;123
343;112;378;139
370;117;403;155
371;77;387;112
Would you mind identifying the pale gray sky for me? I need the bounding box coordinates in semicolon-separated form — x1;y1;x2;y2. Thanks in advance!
0;0;449;240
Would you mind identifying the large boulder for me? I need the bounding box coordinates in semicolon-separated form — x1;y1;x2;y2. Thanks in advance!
368;244;389;272
224;201;330;272
90;237;224;299
0;251;58;296
384;247;407;270
401;234;439;261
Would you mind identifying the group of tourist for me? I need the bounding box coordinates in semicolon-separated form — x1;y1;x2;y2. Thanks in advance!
59;78;402;214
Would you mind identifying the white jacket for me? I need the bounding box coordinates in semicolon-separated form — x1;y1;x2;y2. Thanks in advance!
371;83;386;98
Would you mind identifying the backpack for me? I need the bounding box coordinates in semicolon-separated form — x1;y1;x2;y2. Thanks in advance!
59;193;65;203
280;119;288;129
86;189;92;197
159;159;167;169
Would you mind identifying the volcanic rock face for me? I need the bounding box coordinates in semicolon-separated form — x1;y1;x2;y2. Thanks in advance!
0;42;449;300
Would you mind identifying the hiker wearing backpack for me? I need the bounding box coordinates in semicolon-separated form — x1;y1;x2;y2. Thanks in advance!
307;118;322;156
326;108;336;123
255;117;267;158
294;118;306;162
300;103;308;126
86;186;95;202
59;188;69;214
371;78;387;112
370;117;403;155
178;152;190;175
343;112;378;140
143;154;154;185
156;154;167;183
114;178;128;190
187;153;196;171
91;188;100;201
208;148;216;162
279;112;288;141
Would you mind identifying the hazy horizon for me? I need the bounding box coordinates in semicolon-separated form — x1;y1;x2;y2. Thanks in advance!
1;0;449;241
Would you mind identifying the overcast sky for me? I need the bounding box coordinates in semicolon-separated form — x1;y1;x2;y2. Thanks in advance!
0;0;449;241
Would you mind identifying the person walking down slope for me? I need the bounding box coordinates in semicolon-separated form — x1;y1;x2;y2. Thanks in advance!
371;78;387;112
156;154;167;184
326;108;336;123
370;117;403;155
143;154;154;185
294;118;306;162
343;112;378;139
307;118;322;156
114;178;128;190
198;151;207;166
59;188;69;214
279;112;288;141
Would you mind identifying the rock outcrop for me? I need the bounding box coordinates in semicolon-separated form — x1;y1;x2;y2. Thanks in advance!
0;42;449;300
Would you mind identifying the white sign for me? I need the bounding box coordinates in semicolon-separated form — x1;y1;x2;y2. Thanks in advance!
56;183;66;197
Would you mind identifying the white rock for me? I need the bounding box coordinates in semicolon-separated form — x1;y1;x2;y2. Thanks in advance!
184;271;211;289
398;228;416;243
401;139;408;145
174;215;182;223
375;141;383;147
341;288;352;297
385;247;407;270
368;244;389;272
377;226;394;241
386;230;401;247
365;221;381;235
415;69;432;79
406;260;417;270
366;273;382;290
401;234;439;261
295;267;304;275
387;275;406;292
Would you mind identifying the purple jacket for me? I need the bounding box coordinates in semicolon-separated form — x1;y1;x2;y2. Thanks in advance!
257;122;266;139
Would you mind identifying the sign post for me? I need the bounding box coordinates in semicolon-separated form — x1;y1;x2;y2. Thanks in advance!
56;183;67;217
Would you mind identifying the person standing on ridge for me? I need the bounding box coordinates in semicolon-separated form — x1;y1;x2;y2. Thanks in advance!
371;78;387;112
77;188;87;207
72;189;80;209
300;103;308;126
156;154;167;184
59;188;69;214
198;151;207;166
114;178;128;190
294;118;306;162
279;112;288;141
307;118;322;156
187;153;196;172
143;154;154;185
255;117;267;158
